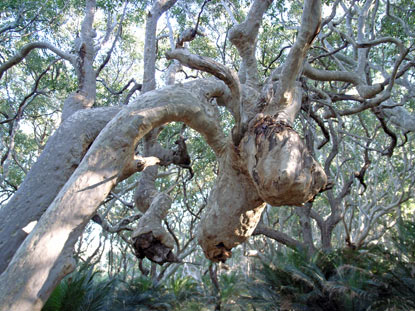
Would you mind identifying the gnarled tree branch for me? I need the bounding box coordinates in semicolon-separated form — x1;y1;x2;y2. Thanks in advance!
0;79;228;311
0;42;75;80
229;0;273;87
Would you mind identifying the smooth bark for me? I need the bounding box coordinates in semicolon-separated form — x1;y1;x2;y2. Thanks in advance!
0;107;119;274
0;80;227;311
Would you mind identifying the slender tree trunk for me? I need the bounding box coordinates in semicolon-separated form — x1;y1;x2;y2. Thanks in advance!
296;205;316;254
61;0;97;121
321;224;333;250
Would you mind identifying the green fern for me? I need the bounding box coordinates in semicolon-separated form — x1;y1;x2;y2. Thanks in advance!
42;265;113;311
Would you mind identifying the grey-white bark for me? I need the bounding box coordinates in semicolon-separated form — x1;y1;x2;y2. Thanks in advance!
229;0;273;87
0;42;76;80
132;0;180;262
253;222;305;250
141;0;178;93
0;107;119;274
0;79;228;311
61;0;98;120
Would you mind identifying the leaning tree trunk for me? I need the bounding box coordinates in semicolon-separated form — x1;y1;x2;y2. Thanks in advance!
0;107;119;274
0;0;106;274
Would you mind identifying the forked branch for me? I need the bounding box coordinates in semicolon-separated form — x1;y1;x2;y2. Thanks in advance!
229;0;273;86
0;79;228;311
166;49;241;124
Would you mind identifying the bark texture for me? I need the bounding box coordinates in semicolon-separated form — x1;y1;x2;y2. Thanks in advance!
132;193;178;264
197;111;327;262
0;80;227;311
0;107;119;274
194;0;326;261
240;114;327;206
197;145;265;262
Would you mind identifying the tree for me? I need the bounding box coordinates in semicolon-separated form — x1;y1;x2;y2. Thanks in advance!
0;0;414;310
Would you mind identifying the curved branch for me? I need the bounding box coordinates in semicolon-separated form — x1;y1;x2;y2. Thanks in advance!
98;78;136;96
264;45;291;75
356;36;405;54
0;80;228;311
95;2;127;77
322;48;410;118
92;213;141;233
0;42;75;80
372;107;397;157
303;62;362;84
382;102;415;132
304;33;411;119
166;49;241;121
302;101;330;149
309;41;348;63
253;223;305;250
303;62;384;99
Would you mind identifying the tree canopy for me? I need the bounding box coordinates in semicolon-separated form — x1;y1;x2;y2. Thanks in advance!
0;0;414;310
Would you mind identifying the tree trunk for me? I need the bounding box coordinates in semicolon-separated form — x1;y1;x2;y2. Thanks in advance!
321;225;333;250
0;80;227;311
0;107;119;274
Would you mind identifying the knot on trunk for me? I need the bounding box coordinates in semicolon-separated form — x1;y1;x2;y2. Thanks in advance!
131;193;178;264
252;115;294;143
241;114;327;206
196;154;265;263
133;231;179;264
209;242;232;263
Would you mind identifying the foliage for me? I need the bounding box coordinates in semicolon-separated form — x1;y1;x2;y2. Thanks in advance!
109;274;214;311
39;221;415;310
243;228;415;311
109;276;173;311
372;220;415;310
42;265;113;311
167;276;200;304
